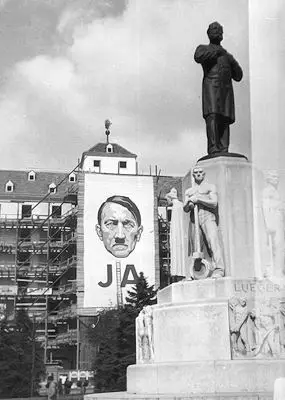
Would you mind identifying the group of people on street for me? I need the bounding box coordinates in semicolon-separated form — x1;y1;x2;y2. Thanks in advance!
46;374;88;399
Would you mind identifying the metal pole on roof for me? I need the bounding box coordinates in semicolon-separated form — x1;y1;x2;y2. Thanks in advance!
105;119;112;144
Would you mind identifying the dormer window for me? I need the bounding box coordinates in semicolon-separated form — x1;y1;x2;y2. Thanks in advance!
49;183;56;194
106;144;113;153
28;170;36;181
69;173;76;183
5;180;14;192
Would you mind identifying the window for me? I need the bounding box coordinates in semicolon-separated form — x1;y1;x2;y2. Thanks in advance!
28;171;36;181
69;173;76;183
21;205;32;219
106;144;113;153
51;205;62;218
49;183;56;194
5;181;14;192
119;161;127;169
17;253;31;266
94;160;100;167
19;228;31;242
50;227;61;242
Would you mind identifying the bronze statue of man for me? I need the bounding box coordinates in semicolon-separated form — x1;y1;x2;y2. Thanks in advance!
194;22;243;155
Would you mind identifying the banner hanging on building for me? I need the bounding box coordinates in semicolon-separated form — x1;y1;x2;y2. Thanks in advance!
83;174;155;308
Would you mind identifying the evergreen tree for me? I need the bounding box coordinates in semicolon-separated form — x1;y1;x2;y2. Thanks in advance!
116;272;157;389
0;309;45;398
116;305;138;391
92;308;120;392
125;272;157;311
92;273;157;393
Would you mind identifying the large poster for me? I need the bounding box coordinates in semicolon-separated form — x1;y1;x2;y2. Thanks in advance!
83;174;155;308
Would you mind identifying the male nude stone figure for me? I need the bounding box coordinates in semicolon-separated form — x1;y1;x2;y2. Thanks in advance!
183;166;224;278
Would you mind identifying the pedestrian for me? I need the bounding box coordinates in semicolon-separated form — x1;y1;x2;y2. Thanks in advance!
47;375;57;400
64;379;72;395
83;379;88;394
57;378;63;396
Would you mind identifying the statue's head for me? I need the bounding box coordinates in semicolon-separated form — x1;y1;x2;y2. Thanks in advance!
165;187;178;205
207;21;223;44
192;166;205;184
266;170;279;187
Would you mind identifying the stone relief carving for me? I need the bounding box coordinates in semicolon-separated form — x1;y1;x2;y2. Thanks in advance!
229;297;282;359
262;170;285;277
137;306;154;363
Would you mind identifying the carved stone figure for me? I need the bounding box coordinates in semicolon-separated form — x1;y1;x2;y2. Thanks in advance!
183;166;225;278
229;297;252;354
137;306;154;363
279;303;285;349
165;188;186;280
252;305;280;358
194;22;243;155
262;171;285;277
229;297;281;359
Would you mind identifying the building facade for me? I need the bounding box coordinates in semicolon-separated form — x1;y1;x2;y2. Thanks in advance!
0;141;182;372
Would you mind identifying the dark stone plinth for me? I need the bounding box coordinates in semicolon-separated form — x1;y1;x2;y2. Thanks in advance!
198;152;248;162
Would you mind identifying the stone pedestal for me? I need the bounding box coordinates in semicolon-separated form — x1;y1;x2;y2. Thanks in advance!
126;278;285;398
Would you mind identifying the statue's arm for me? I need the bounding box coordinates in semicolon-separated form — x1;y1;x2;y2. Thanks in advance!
228;53;243;82
196;185;218;209
194;45;224;64
183;189;194;213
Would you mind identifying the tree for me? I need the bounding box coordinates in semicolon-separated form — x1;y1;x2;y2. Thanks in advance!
0;309;45;398
125;272;157;311
92;308;120;392
92;272;157;393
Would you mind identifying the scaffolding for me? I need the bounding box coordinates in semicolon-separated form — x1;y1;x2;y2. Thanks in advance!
0;167;80;370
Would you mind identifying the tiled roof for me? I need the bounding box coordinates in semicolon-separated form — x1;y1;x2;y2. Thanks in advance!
82;142;137;159
0;170;77;201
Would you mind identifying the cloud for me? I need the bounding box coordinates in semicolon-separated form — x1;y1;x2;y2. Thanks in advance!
0;0;250;174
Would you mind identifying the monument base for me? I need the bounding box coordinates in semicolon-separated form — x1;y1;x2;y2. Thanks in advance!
127;360;284;395
85;391;272;399
85;279;285;400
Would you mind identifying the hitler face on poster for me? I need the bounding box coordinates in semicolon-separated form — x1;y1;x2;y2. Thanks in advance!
95;195;143;259
83;175;155;308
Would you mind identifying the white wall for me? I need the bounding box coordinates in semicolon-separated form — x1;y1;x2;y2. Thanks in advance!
82;156;137;175
0;202;18;218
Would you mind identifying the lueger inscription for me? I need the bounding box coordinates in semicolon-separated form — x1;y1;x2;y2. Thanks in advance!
234;281;285;294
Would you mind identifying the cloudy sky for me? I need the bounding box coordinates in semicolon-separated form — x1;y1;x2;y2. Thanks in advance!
0;0;281;177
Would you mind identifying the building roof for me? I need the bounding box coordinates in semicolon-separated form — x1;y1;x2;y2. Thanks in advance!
82;142;137;159
0;170;77;202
